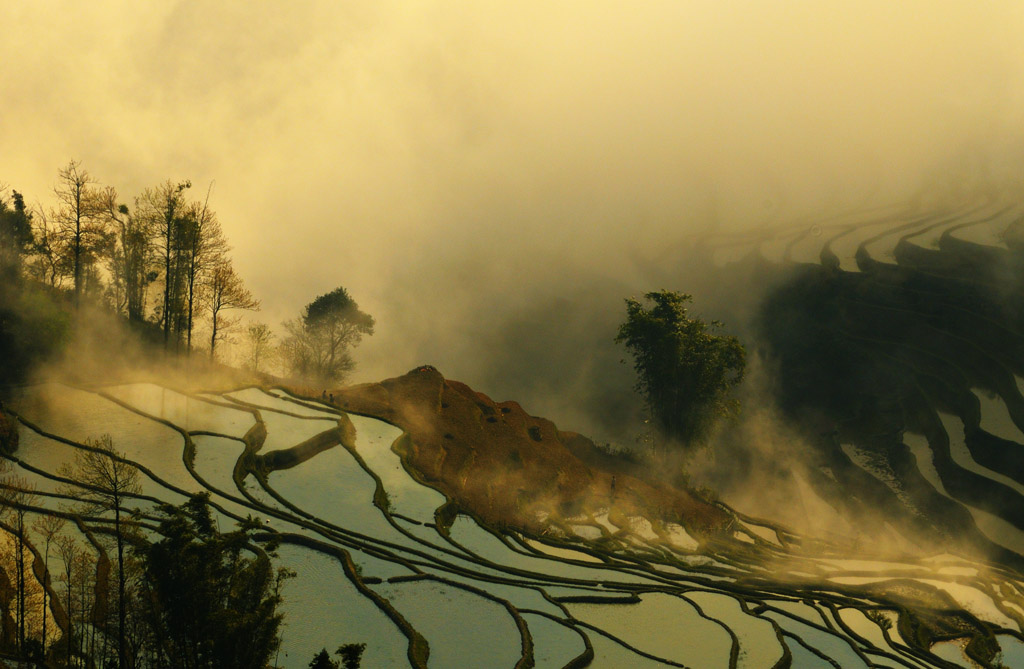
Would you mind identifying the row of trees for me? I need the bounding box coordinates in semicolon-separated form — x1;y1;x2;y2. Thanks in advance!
4;164;377;384
2;162;258;359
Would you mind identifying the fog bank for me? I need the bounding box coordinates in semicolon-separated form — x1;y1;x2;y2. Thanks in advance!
4;2;1024;436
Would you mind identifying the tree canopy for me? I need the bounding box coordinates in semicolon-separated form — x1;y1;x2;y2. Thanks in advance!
135;494;289;669
283;286;374;385
615;290;746;449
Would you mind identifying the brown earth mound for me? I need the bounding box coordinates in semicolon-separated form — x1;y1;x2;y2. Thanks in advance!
330;366;730;536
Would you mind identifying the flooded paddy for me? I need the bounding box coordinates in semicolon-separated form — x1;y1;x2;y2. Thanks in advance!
568;593;732;668
5;380;1024;667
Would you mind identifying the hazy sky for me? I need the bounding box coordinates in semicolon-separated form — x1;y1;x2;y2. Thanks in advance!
4;2;1024;415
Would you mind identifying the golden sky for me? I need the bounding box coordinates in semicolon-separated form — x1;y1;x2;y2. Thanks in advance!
4;1;1024;383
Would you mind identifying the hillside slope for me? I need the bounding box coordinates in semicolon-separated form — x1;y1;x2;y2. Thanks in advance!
324;365;731;536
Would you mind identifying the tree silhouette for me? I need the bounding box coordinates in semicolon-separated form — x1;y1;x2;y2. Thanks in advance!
616;290;745;449
53;161;108;306
32;513;64;658
282;287;374;385
138;180;191;350
337;643;366;669
307;643;365;669
308;648;335;669
136;494;289;669
59;436;141;669
54;534;80;668
245;322;275;373
182;194;227;352
2;478;36;654
0;188;34;279
205;257;258;360
102;187;155;323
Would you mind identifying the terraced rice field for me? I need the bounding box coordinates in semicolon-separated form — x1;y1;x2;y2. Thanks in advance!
7;380;1024;667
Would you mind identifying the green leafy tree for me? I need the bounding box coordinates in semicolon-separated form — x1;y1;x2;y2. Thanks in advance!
282;287;374;385
135;493;289;669
0;280;71;387
615;290;745;449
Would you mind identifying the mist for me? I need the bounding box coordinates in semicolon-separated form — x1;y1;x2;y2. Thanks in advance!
5;1;1024;441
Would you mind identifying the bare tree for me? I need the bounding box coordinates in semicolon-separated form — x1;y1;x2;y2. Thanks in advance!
3;478;37;653
53;161;108;306
59;436;141;669
245;322;275;373
138;180;191;351
205;257;259;361
180;189;227;353
32;513;65;657
26;208;64;288
54;534;78;669
73;549;98;663
102;187;155;323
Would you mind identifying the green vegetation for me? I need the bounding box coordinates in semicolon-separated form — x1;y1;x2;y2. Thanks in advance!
135;494;290;669
282;286;375;385
0;280;71;388
615;290;745;450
